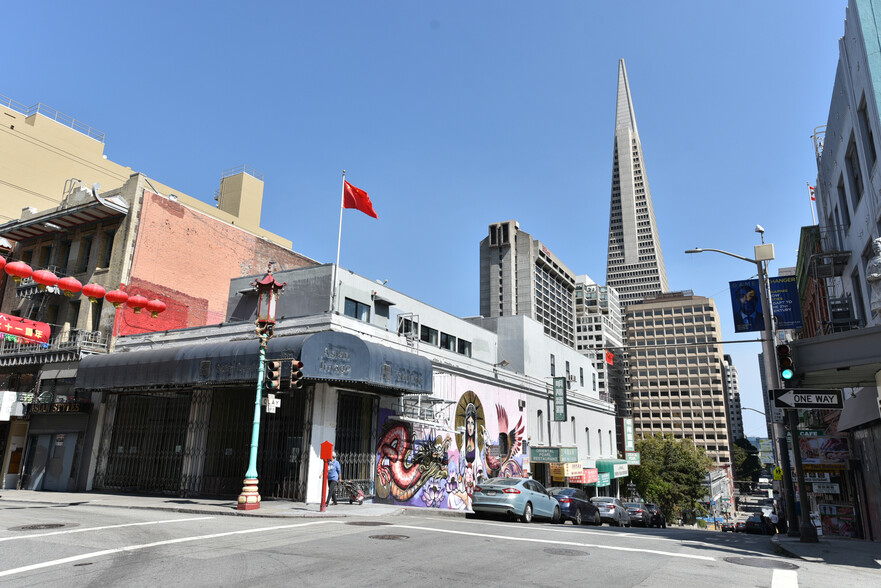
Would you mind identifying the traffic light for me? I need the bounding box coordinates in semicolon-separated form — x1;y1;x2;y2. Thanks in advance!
264;360;282;391
776;344;794;381
289;360;304;390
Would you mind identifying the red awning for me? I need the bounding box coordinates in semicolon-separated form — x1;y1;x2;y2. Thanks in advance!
0;313;51;344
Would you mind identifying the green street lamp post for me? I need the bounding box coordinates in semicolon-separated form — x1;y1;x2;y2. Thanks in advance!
237;264;286;511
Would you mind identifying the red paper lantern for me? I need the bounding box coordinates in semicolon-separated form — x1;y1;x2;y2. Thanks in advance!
4;261;33;283
0;257;6;272
105;287;129;309
32;269;59;291
57;276;83;297
81;283;106;304
146;298;166;318
126;295;149;314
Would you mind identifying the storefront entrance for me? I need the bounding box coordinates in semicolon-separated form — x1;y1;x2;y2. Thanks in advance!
335;391;377;497
96;388;312;500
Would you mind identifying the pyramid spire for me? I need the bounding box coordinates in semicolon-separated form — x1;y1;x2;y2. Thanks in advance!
605;59;668;306
616;59;638;136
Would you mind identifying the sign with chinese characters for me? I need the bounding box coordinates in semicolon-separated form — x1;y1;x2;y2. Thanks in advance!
813;482;840;494
625;451;641;466
0;313;51;344
553;377;567;421
595;472;611;487
622;418;635;452
568;468;599;485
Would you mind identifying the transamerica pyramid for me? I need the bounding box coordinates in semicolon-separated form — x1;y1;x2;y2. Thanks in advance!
605;59;669;306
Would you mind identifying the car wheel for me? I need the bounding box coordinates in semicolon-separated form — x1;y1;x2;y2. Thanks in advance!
594;512;601;526
521;502;533;523
574;509;583;526
552;506;562;524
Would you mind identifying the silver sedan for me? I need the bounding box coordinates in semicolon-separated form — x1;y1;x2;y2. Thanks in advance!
470;477;561;523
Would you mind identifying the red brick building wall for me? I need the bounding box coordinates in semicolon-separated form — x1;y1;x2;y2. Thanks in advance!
114;191;316;335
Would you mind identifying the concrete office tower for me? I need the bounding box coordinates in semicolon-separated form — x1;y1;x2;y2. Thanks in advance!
575;275;627;414
479;220;576;347
723;355;745;441
625;291;732;467
605;59;669;307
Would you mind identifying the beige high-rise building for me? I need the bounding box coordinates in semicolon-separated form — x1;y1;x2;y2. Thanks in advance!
0;94;289;248
479;220;576;347
625;291;731;467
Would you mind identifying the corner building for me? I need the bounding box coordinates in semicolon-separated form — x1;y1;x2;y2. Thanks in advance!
625;291;731;467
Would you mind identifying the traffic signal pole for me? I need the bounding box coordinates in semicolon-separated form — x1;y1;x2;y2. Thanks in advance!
756;259;801;538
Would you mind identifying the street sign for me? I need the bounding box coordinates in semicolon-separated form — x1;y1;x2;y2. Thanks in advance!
770;388;843;409
773;466;783;481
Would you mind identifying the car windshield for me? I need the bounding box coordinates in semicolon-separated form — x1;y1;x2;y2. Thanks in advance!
624;502;642;508
484;478;521;486
548;488;575;496
590;497;613;503
747;516;762;522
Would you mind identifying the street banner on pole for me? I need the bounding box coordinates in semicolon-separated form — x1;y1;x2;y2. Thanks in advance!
768;275;803;330
553;377;567;421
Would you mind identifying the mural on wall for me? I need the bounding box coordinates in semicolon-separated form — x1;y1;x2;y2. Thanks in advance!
375;383;526;510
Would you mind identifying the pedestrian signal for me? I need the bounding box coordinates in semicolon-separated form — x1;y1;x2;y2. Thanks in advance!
776;344;794;381
264;360;282;390
289;359;304;390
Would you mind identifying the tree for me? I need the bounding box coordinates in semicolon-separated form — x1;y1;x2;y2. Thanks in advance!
627;433;714;522
732;438;762;493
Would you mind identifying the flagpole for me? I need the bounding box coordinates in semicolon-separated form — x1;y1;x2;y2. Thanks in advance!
807;182;816;225
330;170;346;314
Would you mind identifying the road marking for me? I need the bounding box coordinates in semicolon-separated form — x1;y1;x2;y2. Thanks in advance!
391;524;715;561
0;520;341;578
772;569;798;588
0;517;214;542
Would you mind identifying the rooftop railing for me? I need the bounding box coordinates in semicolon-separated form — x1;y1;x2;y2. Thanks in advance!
0;93;105;143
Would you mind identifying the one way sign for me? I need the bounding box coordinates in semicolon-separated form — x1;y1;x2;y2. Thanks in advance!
770;388;843;410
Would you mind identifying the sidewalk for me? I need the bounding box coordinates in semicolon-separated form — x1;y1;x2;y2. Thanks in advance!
771;534;881;569
0;489;413;519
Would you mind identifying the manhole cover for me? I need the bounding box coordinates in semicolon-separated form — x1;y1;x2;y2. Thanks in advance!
369;534;409;540
10;523;71;531
723;557;799;570
346;521;392;526
544;548;589;557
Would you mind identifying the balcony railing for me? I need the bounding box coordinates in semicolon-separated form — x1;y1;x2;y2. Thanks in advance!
0;93;105;143
0;328;107;366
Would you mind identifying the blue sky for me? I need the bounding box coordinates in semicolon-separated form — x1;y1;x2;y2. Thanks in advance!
5;1;847;438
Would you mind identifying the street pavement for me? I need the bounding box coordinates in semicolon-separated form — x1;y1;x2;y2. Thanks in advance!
2;489;879;587
4;489;880;558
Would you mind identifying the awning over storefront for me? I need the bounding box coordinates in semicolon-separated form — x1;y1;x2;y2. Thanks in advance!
596;459;629;479
0;192;128;242
75;330;432;395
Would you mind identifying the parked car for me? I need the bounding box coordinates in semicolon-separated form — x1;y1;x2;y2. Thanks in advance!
624;502;652;527
471;478;561;523
645;503;667;528
589;496;631;527
743;515;768;534
548;487;601;525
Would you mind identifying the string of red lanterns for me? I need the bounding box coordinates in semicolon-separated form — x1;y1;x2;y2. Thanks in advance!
2;256;166;319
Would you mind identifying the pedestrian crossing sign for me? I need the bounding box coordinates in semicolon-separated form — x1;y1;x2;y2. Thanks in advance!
773;466;783;481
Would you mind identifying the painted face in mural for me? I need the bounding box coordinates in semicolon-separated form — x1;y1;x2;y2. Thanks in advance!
465;406;477;463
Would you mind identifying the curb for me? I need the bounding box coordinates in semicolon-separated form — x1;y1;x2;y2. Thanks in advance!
0;497;406;520
770;536;801;559
400;507;469;518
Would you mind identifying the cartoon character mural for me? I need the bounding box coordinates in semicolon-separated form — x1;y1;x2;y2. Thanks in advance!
375;383;526;510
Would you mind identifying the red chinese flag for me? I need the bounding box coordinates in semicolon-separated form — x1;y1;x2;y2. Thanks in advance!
605;350;614;366
343;181;378;218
